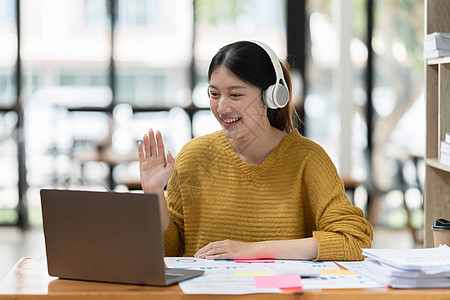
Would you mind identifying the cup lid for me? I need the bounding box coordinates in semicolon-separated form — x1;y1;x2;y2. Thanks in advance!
432;218;450;230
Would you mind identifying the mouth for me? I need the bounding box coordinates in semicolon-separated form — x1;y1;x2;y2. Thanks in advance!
221;117;242;128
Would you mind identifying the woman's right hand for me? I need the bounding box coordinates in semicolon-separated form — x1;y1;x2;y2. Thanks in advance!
137;129;175;193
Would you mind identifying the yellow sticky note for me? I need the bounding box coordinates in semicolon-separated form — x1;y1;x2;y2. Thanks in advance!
321;269;358;276
235;271;271;276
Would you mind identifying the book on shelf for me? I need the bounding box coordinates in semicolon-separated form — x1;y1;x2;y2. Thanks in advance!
423;48;450;59
424;32;450;51
424;32;450;59
441;139;450;166
441;151;450;166
442;140;450;154
358;246;450;289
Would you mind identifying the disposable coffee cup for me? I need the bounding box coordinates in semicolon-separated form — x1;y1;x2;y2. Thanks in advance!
432;218;450;247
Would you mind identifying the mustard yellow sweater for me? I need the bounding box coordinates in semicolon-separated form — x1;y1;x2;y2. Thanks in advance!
164;130;373;261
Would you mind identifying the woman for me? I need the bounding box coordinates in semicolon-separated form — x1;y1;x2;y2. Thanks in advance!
138;41;373;261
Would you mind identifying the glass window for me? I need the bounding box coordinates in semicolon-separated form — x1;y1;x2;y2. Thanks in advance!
20;0;111;225
305;0;375;177
114;0;193;176
371;0;424;229
192;110;221;138
130;107;191;155
372;0;425;189
118;0;160;27
60;73;76;86
0;0;16;107
0;0;15;26
305;0;424;230
305;1;338;162
0;111;18;224
85;0;108;28
115;0;193;108
0;0;17;224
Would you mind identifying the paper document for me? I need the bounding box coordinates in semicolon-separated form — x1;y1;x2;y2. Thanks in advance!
164;257;383;294
164;257;332;277
362;245;450;271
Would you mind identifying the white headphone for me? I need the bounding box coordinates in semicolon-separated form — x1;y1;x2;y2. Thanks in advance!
249;40;290;109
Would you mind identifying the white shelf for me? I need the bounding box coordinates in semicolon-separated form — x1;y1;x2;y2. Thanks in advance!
427;56;450;65
426;158;450;173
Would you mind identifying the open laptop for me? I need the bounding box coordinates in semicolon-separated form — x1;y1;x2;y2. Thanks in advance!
40;189;204;286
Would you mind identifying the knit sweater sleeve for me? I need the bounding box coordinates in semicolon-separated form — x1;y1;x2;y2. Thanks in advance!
163;168;185;257
301;142;373;261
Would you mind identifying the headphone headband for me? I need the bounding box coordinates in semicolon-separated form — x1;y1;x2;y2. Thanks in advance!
249;40;286;86
248;40;289;109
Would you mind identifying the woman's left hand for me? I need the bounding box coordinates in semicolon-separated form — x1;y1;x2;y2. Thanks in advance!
194;240;268;260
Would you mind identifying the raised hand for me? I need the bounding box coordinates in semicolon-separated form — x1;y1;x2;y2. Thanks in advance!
138;129;175;193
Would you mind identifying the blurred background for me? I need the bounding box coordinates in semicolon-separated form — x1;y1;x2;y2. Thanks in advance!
0;0;425;278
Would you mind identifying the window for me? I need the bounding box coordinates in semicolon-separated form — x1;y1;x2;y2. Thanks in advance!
117;0;159;27
371;0;424;229
0;0;16;107
19;0;111;225
305;0;424;230
85;0;108;28
0;0;17;224
114;0;192;108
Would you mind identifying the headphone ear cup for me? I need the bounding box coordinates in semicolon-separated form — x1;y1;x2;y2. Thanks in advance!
263;84;289;109
274;84;289;108
263;85;277;109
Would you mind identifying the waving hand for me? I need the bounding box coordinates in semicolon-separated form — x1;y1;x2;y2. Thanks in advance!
138;129;175;193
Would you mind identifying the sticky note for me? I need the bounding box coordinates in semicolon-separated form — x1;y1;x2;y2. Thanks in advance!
321;269;358;276
254;275;302;289
234;259;275;263
235;271;271;276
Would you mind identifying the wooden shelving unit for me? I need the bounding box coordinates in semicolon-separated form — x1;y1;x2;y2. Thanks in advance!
424;0;450;247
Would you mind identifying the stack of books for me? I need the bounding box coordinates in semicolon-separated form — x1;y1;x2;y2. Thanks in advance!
441;132;450;166
357;246;450;288
424;32;450;59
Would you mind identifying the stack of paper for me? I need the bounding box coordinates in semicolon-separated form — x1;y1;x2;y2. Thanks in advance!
424;32;450;59
357;245;450;288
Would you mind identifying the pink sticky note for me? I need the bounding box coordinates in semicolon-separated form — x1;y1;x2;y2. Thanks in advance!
234;259;275;263
254;275;302;289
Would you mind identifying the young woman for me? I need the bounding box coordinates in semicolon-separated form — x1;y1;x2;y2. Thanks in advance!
138;41;373;261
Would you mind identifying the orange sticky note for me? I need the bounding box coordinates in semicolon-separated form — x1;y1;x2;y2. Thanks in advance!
255;275;302;289
321;269;358;276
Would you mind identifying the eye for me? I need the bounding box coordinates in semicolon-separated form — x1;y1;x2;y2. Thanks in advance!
230;93;242;99
209;91;220;98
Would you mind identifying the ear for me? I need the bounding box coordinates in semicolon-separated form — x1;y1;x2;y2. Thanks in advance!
260;90;267;109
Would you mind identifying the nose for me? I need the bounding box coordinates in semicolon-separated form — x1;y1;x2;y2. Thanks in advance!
216;96;232;115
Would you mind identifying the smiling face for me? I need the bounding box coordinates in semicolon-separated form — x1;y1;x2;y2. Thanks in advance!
209;66;269;141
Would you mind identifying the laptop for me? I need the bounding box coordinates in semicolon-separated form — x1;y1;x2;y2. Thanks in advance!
40;189;204;286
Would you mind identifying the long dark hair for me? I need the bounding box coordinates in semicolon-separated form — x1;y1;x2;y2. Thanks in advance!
208;41;296;132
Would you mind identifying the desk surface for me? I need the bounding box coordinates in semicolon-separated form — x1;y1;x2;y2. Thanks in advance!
0;257;449;300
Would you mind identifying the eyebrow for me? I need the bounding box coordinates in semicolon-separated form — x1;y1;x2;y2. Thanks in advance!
209;85;247;90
